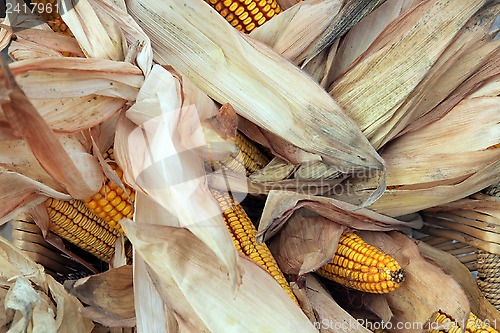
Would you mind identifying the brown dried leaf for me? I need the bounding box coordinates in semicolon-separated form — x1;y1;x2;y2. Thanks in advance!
269;209;345;275
65;265;135;326
276;0;301;10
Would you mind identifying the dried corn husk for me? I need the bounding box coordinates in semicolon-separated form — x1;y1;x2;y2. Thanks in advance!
268;209;346;275
65;265;135;327
258;190;422;243
83;0;153;75
330;0;493;149
376;3;500;144
113;65;242;297
9;57;143;132
302;0;388;65
9;26;85;60
126;0;385;174
277;0;301;10
120;220;317;332
59;0;126;60
250;0;342;64
0;235;93;332
330;0;420;80
0;59;105;222
333;95;500;217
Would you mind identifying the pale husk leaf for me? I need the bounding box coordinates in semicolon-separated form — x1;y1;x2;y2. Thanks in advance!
330;0;489;148
120;220;318;332
8;57;143;133
8;27;85;60
0;172;70;226
47;275;95;333
32;293;57;333
470;73;500;97
114;65;241;287
373;4;500;146
400;50;500;138
10;57;143;100
302;0;388;65
134;248;174;333
126;0;384;172
208;168;345;197
250;0;342;64
421;194;500;254
330;0;414;80
0;236;93;332
60;0;126;60
334;96;500;216
88;0;153;76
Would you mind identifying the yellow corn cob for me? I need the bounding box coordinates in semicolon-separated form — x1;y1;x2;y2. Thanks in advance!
205;0;282;33
211;189;297;302
83;163;135;234
45;198;118;262
211;132;270;176
316;232;404;294
429;311;498;333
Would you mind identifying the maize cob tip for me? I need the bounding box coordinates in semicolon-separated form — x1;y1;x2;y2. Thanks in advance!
317;232;404;294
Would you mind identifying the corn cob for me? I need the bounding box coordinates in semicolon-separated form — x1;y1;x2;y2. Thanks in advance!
83;163;135;234
205;0;282;33
316;232;404;294
211;132;270;176
429;311;498;333
211;189;297;302
45;198;118;262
